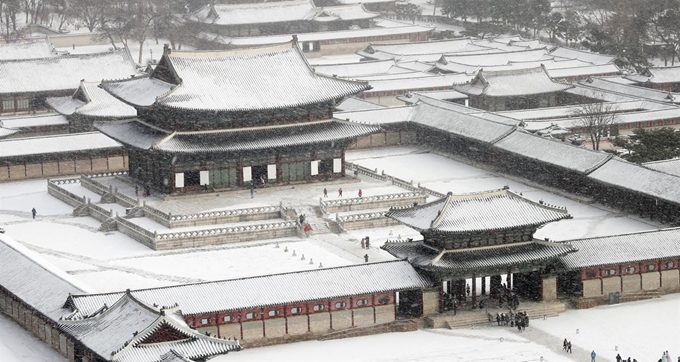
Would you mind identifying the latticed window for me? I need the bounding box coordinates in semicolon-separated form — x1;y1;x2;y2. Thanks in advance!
290;307;302;315
268;310;280;317
334;301;346;309
201;318;210;325
645;265;655;271
16;98;29;110
312;304;325;312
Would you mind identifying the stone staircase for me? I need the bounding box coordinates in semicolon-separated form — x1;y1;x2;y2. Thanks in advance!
296;206;331;235
425;301;567;330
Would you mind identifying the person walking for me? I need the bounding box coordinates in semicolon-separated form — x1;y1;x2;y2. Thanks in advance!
360;238;365;249
338;187;343;197
358;189;363;198
591;350;597;362
323;188;328;197
364;254;368;263
31;207;36;219
365;236;370;249
563;339;568;351
250;185;255;198
567;341;572;354
135;185;139;196
616;354;622;362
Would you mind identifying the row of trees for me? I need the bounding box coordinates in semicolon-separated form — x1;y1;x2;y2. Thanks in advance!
1;0;207;62
440;0;680;69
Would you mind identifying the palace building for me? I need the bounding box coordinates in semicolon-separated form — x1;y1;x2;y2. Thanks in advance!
97;40;377;194
383;188;575;308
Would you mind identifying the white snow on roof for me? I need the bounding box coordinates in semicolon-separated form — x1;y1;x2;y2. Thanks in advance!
335;105;413;124
366;73;472;94
102;76;175;107
579;77;680;103
454;67;573;97
558;228;680;269
335;97;385;111
314;4;379;21
68;260;431;316
442;48;551;67
191;0;317;26
0;38;55;60
547;64;620;79
0;49;137;94
0;132;121;158
314;59;398;77
549;47;616;65
644;66;680;84
0;114;68;128
644;158;680;177
588;158;680;203
49;81;137;117
0;235;90;320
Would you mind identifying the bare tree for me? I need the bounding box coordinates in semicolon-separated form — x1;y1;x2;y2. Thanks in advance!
572;101;618;150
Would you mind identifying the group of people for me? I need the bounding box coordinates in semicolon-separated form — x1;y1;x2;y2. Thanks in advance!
360;236;370;249
321;187;363;198
616;353;638;362
657;351;673;362
562;339;573;353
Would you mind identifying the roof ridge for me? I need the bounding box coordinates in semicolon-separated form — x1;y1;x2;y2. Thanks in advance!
558;226;680;243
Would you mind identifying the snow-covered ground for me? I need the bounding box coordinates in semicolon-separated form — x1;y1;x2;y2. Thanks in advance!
209;293;680;362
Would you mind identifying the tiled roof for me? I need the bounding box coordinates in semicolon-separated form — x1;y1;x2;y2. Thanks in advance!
314;4;380;21
160;351;194;362
453;67;573;97
408;101;516;143
106;44;370;111
96;120;169;149
382;240;575;273
643;66;680;84
101;76;175;107
644;158;680;177
588;158;680;204
358;38;483;57
191;0;317;26
549;47;616;65
0;236;89;320
395;61;435;72
65;260;432;317
60;293;240;362
335;105;412;124
578;77;678;103
547;64;620;79
313;59;401;78
0;49;137;94
496;100;653;120
557;228;680;270
398;90;468;102
0;38;55;60
365;73;472;94
441;48;551;67
48;81;137;118
493;130;612;173
157;120;379;153
0;114;69;128
0;132;122;158
386;188;570;234
226;25;434;47
335;97;385;111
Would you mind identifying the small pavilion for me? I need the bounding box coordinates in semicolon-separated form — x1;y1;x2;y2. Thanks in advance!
382;188;575;311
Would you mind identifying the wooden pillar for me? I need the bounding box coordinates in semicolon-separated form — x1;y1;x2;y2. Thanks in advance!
481;276;486;295
471;277;477;306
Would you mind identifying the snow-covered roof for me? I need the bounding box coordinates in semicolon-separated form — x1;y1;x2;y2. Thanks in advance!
60;293;240;362
100;76;175;108
644;158;680;177
225;25;434;47
400;90;468;102
98;119;379;153
383;240;575;274
547;64;620;79
0;38;55;60
0;48;137;94
395;61;435;72
313;59;401;78
358;38;483;57
386;188;570;234
578;77;679;103
549;47;616;65
65;260;432;317
0;236;89;320
160;351;194;362
588;158;680;204
365;73;472;94
557;228;680;270
441;48;551;67
0;126;18;138
47;81;137;118
335;97;385;111
191;0;317;26
493;130;612;173
314;4;380;21
496;100;651;120
335;105;412;124
336;0;396;4
0;114;68;128
103;43;369;111
641;66;680;84
408;101;515;143
453;67;573;97
0;132;121;158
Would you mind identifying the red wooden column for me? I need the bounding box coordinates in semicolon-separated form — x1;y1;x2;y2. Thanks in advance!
471;277;477;306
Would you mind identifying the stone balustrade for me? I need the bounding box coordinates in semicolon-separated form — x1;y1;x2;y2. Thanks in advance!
322;192;426;213
47;179;85;208
336;211;399;231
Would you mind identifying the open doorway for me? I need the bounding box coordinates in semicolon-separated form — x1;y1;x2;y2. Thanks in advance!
252;165;268;186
